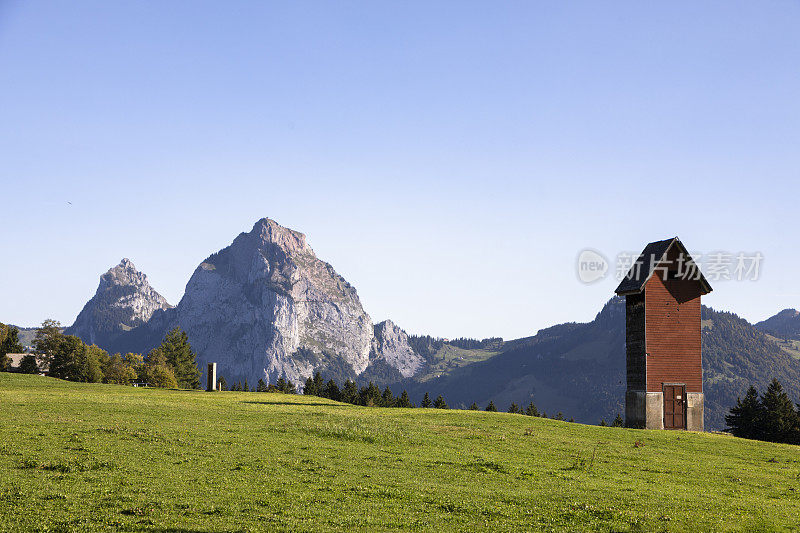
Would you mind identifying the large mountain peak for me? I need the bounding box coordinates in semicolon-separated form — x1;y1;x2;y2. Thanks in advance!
250;217;310;253
66;259;171;347
168;218;397;385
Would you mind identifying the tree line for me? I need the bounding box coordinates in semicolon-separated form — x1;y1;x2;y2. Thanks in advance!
726;378;800;445
2;319;200;389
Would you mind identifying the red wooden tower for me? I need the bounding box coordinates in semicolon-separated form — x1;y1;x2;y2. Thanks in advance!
615;237;712;430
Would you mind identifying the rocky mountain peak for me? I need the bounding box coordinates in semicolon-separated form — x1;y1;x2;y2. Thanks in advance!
98;258;149;291
66;259;171;347
372;319;424;378
251;218;310;254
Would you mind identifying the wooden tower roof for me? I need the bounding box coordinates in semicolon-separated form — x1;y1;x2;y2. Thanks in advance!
614;237;712;296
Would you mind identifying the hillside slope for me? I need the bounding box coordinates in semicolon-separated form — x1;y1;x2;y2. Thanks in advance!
396;299;800;430
1;373;798;532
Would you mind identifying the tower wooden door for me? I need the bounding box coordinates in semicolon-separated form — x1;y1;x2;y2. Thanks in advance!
663;384;686;429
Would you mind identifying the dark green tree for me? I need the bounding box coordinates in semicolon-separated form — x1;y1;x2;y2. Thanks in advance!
508;403;521;414
341;380;359;404
433;395;448;409
32;319;63;370
304;376;317;396
421;392;432;408
257;378;268;392
217;376;228;391
157;327;200;389
485;401;497;412
243;378;250;392
313;372;324;394
612;414;624;427
323;379;341;401
49;335;85;381
555;412;565;421
599;418;607;427
0;324;24;370
397;390;412;408
359;382;381;406
275;377;287;392
284;379;297;394
759;379;799;443
469;402;479;410
726;386;761;439
525;402;539;417
19;354;39;374
381;387;395;407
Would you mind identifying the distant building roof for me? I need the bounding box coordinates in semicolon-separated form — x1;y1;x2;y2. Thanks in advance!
6;353;48;372
614;237;712;296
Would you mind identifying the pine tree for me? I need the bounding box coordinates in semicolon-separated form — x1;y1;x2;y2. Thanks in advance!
313;372;324;395
341;380;359;404
433;395;448;409
257;378;268;392
217;376;228;391
759;379;799;443
525;402;539;417
381;387;395;407
360;382;381;406
243;378;250;392
469;402;479;410
284;380;297;394
599;418;607;426
612;414;624;427
158;327;200;389
726;386;761;439
276;377;287;393
421;392;432;408
304;376;316;395
323;379;341;401
397;390;412;408
485;401;497;412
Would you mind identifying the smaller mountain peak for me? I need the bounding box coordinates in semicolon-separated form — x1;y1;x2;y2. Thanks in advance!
117;258;136;270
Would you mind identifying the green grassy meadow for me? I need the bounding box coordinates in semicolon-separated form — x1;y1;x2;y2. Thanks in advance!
1;373;799;532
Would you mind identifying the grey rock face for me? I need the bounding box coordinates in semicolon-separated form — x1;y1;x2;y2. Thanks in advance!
95;218;426;388
66;259;171;347
371;320;424;378
172;218;376;385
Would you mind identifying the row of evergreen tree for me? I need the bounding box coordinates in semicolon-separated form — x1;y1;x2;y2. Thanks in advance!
726;379;800;444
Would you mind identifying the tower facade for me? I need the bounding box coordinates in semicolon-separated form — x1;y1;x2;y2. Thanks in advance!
615;238;712;430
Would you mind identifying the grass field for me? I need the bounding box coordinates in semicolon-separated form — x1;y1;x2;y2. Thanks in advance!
1;374;799;532
413;344;501;382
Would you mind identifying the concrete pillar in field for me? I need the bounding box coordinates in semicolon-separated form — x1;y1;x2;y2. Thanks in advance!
207;362;217;392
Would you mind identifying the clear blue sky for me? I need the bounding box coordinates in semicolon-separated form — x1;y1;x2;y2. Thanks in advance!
1;1;798;339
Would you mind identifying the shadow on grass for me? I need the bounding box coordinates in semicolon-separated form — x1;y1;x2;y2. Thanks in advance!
242;400;351;407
